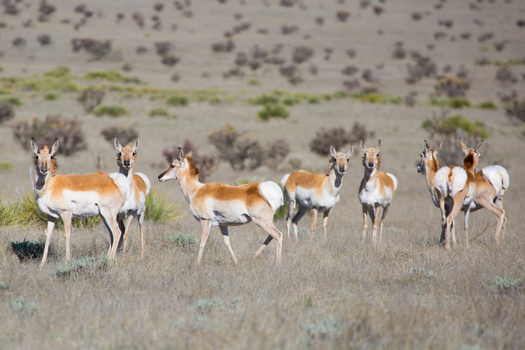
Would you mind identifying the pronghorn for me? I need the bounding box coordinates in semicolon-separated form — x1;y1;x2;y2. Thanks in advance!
114;137;151;258
459;139;507;245
158;148;284;264
432;141;477;249
358;139;398;245
281;145;353;241
417;140;460;245
31;138;128;267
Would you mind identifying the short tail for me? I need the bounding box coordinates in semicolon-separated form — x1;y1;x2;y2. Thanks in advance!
259;181;284;213
280;173;291;190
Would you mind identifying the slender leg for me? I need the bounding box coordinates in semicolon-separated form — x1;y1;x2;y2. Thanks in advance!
197;220;212;264
464;207;471;248
475;197;505;244
219;225;238;265
379;204;391;245
61;211;72;263
310;208;318;242
138;211;146;258
322;210;330;240
122;215;134;257
100;207;122;259
445;196;465;249
285;198;295;239
252;216;283;263
255;235;273;259
291;205;307;240
40;216;57;268
361;205;369;244
372;206;381;245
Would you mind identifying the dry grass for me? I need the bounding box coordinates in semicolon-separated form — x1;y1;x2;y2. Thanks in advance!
0;0;524;348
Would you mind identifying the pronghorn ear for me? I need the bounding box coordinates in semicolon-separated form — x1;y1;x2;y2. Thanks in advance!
435;141;442;153
50;139;59;156
30;138;39;155
178;147;185;160
133;137;140;151
360;139;366;151
330;145;337;157
424;140;430;152
186;150;194;159
475;139;484;152
459;137;468;153
114;137;122;151
346;145;353;157
376;139;382;152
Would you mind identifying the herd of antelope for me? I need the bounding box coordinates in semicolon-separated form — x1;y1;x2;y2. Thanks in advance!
30;135;509;267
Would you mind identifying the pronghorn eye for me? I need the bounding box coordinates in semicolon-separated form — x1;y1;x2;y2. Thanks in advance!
117;153;121;157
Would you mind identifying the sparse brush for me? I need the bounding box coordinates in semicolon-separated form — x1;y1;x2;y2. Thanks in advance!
478;101;497;109
435;75;470;98
0;101;15;124
83;71;142;84
100;125;139;145
93;105;129;117
166;95;189;106
495;66;518;85
145;189;182;224
505;96;525;123
55;255;109;278
78;86;105;113
168;232;198;249
490;276;523;294
309;124;371;156
257;103;290;121
208;123;266;171
12;115;87;156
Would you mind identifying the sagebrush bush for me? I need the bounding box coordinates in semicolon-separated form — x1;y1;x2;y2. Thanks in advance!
0;102;15;124
309;123;372;156
77;87;105;113
12;115;87;156
505;96;525;123
163;139;218;181
265;138;290;171
422;111;489;165
208;123;265;171
100;125;139;146
71;38;112;60
434;75;470;98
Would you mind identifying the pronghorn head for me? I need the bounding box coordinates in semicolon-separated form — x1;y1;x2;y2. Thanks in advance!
361;139;382;171
459;138;483;171
329;145;353;175
417;140;441;173
31;138;59;176
158;148;199;182
115;137;139;169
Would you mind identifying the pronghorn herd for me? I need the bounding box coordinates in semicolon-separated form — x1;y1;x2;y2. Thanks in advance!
30;136;509;267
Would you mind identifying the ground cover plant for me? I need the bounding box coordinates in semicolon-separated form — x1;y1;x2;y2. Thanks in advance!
0;0;524;348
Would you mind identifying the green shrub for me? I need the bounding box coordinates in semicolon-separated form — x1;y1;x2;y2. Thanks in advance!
0;95;22;106
166;94;188;106
44;91;60;101
448;97;472;109
148;107;170;117
478;101;497;109
145;189;181;224
168;232;198;248
249;93;280;105
83;70;143;84
0;162;12;171
44;66;71;79
93;105;129;117
257;103;290;121
490;276;523;293
55;255;108;278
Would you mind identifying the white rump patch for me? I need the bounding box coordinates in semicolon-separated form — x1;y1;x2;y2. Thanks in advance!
259;181;284;212
387;173;398;191
482;165;510;195
135;172;152;195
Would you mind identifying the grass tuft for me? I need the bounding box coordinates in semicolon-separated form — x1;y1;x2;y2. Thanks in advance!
145;189;182;224
93;105;130;117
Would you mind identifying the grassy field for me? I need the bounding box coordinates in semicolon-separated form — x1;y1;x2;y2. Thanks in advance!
1;0;524;349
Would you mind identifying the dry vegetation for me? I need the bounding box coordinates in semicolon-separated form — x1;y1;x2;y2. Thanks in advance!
1;0;525;349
